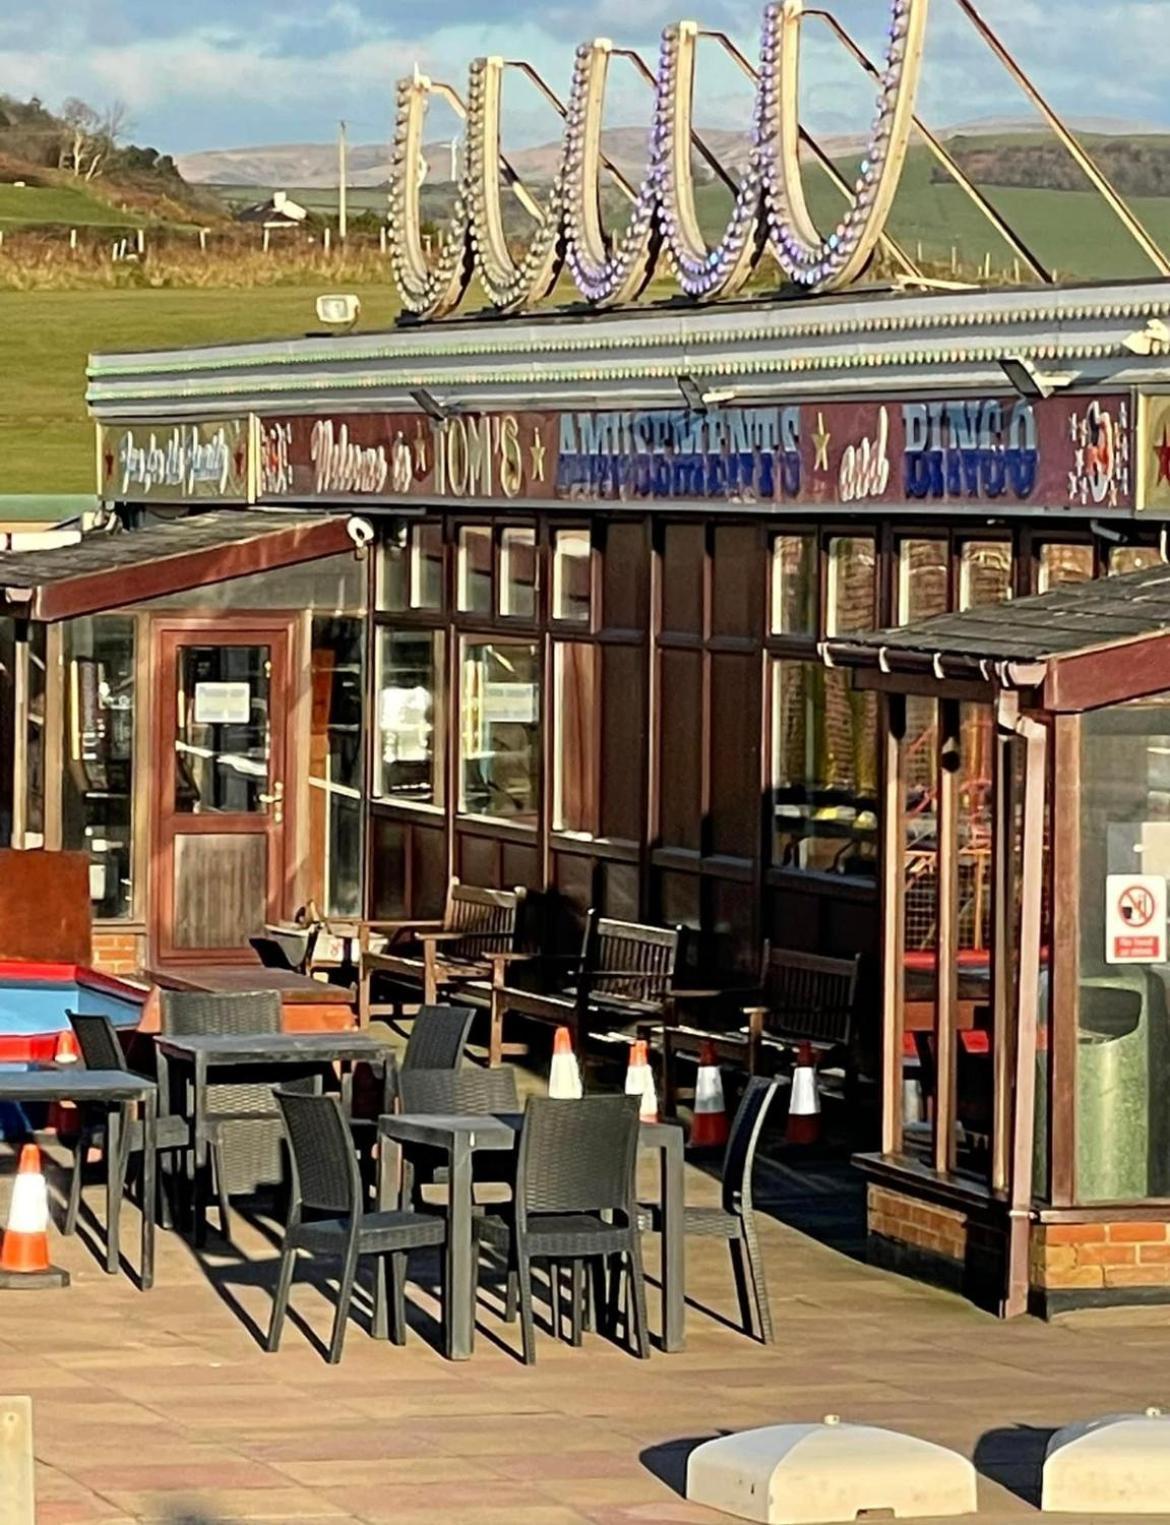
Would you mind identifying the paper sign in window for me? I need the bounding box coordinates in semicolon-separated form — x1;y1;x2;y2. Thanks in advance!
193;681;251;726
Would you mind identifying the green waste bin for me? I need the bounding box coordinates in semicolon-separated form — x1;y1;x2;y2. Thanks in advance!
1077;971;1170;1202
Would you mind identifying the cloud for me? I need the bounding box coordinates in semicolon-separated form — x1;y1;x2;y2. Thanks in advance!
0;0;1166;152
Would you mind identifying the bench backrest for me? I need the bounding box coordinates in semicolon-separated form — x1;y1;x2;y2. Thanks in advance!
444;880;526;961
583;914;682;1007
760;946;860;1048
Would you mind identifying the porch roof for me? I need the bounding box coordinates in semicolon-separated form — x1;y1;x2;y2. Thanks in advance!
0;509;355;622
827;564;1170;711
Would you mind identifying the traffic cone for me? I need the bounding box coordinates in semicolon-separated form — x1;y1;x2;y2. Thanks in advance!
690;1041;729;1149
549;1026;583;1100
785;1041;821;1146
47;1029;81;1140
625;1040;658;1124
0;1145;69;1288
54;1030;79;1065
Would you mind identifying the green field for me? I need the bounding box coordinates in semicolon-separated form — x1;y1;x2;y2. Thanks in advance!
0;183;150;230
0;283;400;494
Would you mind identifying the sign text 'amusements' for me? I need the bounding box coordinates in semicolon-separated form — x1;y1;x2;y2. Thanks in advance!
255;396;1132;513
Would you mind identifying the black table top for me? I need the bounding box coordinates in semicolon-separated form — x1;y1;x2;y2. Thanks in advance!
155;1032;395;1063
0;1068;155;1103
377;1111;683;1153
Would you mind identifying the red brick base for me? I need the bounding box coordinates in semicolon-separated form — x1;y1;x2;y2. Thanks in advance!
868;1178;1170;1315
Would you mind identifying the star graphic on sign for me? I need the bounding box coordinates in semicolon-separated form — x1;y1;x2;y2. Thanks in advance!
530;427;547;482
812;412;831;473
1155;426;1170;488
413;421;429;477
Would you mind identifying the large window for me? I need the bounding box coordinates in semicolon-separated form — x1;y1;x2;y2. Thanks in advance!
772;660;878;876
1077;699;1170;1202
826;536;876;635
552;530;592;624
62;616;135;919
771;534;817;637
898;539;948;624
1038;542;1094;593
374;630;442;805
459;639;540;823
309;617;364;917
500;528;538;619
457;526;493;614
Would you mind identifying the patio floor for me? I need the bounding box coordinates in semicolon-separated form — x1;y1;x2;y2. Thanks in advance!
5;1135;1170;1525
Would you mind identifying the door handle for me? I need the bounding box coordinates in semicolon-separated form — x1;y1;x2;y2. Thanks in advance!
259;779;284;825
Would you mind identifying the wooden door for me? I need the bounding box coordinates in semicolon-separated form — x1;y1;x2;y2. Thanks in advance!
152;620;294;963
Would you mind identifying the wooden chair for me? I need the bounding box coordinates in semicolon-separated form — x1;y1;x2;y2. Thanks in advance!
660;945;861;1116
358;880;527;1021
487;911;703;1067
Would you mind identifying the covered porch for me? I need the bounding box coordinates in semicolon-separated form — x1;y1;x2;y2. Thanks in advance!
830;563;1170;1315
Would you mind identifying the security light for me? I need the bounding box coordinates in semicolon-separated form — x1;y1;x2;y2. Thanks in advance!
999;355;1071;401
1122;320;1170;357
315;293;361;331
409;387;456;423
677;374;737;414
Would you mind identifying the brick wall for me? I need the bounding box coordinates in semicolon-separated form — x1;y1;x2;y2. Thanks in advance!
868;1184;967;1263
867;1181;1007;1310
1032;1222;1170;1295
91;930;145;976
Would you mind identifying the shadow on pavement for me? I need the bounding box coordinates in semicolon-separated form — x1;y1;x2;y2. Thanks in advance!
640;1434;724;1498
974;1423;1057;1507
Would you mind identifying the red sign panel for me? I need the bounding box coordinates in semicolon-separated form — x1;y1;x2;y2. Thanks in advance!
255;394;1133;511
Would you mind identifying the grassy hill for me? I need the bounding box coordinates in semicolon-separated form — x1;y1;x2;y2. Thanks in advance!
0;283;401;495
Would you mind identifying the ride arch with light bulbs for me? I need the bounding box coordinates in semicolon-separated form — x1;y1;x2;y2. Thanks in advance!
61;0;1170;1317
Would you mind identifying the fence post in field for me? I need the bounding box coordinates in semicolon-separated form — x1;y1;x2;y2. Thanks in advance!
199;228;208;252
324;226;332;255
380;226;387;256
137;228;145;256
263;227;271;253
0;1396;34;1524
69;228;77;252
0;230;5;251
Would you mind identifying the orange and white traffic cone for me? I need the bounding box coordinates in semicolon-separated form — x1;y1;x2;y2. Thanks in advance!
785;1041;821;1146
47;1030;81;1140
690;1041;729;1149
625;1040;659;1124
549;1026;583;1100
0;1145;69;1289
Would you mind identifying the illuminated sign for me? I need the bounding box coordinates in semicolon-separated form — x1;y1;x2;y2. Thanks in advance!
389;0;928;318
256;395;1132;511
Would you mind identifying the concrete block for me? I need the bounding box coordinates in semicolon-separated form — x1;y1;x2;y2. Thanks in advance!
1043;1410;1170;1513
686;1418;978;1524
0;1396;33;1525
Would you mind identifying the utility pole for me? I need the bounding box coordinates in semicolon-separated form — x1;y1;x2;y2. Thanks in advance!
338;118;348;242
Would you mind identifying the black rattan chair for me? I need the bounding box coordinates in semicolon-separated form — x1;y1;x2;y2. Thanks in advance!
268;1090;446;1364
643;1076;780;1342
160;989;319;1243
402;1006;476;1071
475;1094;648;1365
398;1066;519;1115
63;1010;191;1235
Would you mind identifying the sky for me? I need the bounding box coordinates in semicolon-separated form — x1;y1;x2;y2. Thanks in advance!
0;0;1167;155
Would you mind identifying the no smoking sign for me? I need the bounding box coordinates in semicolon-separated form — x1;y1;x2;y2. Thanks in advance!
1106;874;1168;964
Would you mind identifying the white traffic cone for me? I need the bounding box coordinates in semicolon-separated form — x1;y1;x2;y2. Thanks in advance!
786;1041;821;1146
691;1040;729;1148
549;1026;583;1099
0;1144;69;1288
625;1040;659;1124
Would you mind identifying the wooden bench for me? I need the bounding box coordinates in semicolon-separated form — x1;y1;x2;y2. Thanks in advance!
659;945;861;1115
485;911;704;1067
358;880;527;1022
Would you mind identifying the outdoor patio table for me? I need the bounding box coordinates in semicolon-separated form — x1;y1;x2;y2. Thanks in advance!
377;1111;686;1360
154;1031;397;1182
0;1069;157;1287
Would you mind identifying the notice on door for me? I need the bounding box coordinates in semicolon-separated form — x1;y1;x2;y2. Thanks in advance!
194;681;250;726
1106;874;1168;964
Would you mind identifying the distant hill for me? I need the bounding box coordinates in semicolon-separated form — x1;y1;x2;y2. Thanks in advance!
179;117;1167;191
933;133;1170;198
